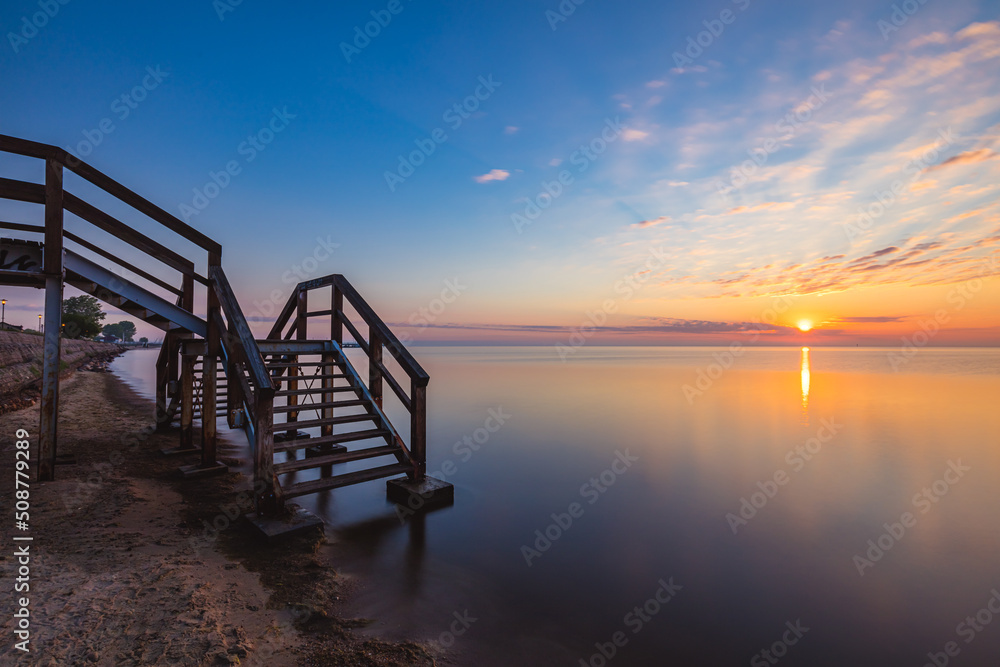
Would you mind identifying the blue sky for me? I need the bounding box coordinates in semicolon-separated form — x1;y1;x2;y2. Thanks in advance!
1;0;998;344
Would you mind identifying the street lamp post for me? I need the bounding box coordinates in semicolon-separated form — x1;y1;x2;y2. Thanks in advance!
1;299;6;330
39;314;42;334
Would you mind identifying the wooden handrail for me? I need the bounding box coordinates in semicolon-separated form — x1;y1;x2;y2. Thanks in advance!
333;275;429;386
0;134;64;161
65;157;222;255
268;274;429;401
212;310;258;423
265;290;299;340
63;230;183;296
0;178;206;288
378;358;412;411
0;176;45;204
0;133;221;255
0;221;45;234
63;193;204;283
338;314;370;356
209;266;274;398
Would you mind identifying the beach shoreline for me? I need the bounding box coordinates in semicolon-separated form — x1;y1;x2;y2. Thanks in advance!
0;330;124;414
0;367;435;666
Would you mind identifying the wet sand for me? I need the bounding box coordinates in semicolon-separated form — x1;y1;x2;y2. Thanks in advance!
0;370;434;666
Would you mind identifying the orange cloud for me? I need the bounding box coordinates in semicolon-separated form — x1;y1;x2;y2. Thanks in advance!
725;202;795;215
927;149;996;172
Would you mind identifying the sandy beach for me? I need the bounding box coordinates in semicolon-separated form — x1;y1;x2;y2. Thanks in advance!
0;367;435;666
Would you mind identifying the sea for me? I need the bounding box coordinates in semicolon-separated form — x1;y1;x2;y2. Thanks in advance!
111;345;1000;666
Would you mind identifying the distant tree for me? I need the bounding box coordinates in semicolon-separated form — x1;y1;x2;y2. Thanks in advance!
138;337;149;345
119;321;136;342
102;321;137;342
62;296;105;339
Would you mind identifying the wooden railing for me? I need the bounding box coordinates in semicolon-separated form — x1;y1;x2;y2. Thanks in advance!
0;134;429;511
208;265;279;511
0;134;226;480
266;274;430;477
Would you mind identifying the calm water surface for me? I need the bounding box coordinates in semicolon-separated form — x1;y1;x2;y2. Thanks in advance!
113;346;1000;665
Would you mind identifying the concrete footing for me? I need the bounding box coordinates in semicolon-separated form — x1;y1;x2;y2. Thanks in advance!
305;444;347;458
159;446;200;457
246;505;324;542
386;476;454;513
179;461;228;478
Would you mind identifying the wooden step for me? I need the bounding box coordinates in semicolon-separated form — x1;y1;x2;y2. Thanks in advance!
276;386;357;397
273;445;400;475
274;413;376;430
273;399;369;413
281;463;412;498
274;400;371;412
273;428;390;453
273;373;347;381
267;361;342;368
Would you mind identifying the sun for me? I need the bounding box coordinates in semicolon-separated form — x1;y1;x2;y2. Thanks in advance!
797;319;813;332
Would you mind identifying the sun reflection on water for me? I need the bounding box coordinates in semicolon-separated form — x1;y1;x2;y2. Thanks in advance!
801;346;811;424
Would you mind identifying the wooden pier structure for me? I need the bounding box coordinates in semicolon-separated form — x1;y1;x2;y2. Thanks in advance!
0;134;452;520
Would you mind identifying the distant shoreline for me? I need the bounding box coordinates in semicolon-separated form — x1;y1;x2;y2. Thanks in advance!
402;342;1000;348
0;330;124;413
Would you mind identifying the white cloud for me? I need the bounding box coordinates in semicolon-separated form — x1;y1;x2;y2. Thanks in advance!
622;129;649;142
474;169;510;184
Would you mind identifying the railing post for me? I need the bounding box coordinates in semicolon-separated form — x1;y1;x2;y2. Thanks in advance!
202;252;221;466
172;271;194;431
326;284;342;445
155;336;171;430
296;288;308;340
255;393;276;514
410;380;426;479
226;322;239;427
38;157;63;482
165;331;181;415
370;327;383;410
180;352;195;450
321;350;335;439
282;288;308;438
332;284;343;345
182;273;194;314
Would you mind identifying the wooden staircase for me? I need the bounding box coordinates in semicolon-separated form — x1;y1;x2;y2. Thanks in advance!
0;134;444;517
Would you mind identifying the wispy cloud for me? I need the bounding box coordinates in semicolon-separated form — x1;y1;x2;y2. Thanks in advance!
629;216;672;230
622;129;649;142
724;202;795;215
830;316;909;323
925;148;996;172
599;19;1000;305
